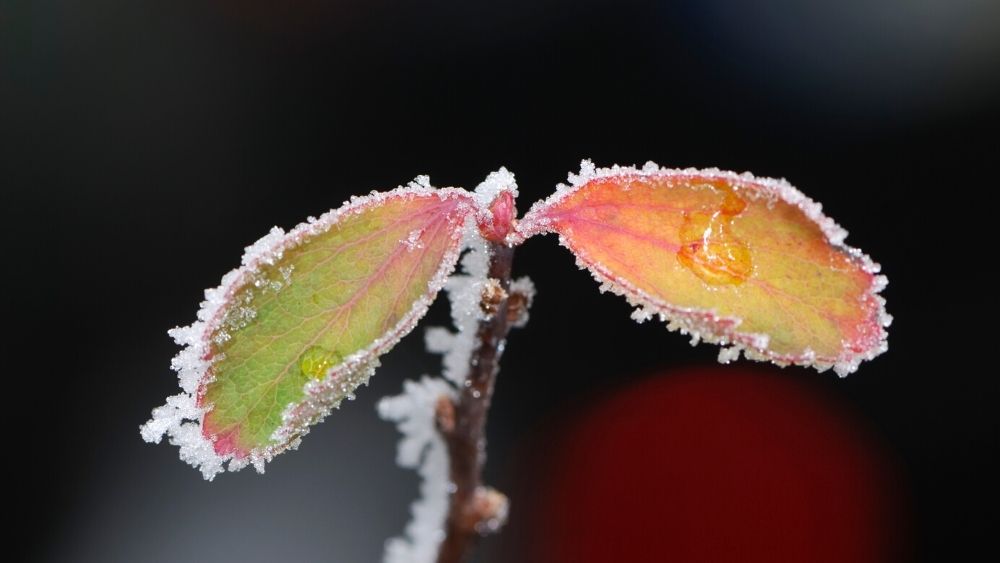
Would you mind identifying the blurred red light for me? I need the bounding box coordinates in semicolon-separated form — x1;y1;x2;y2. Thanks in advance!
528;367;907;563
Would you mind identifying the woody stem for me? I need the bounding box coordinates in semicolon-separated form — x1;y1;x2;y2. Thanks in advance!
435;241;515;563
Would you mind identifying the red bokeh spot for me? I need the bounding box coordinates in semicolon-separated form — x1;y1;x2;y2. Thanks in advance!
528;367;906;563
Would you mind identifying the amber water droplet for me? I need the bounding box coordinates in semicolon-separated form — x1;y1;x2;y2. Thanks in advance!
677;185;752;286
298;345;343;380
719;190;747;215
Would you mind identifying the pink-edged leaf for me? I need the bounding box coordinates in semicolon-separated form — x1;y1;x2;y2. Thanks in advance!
141;179;475;479
517;161;890;376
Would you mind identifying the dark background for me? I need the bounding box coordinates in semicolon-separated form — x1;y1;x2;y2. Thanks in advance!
2;1;997;561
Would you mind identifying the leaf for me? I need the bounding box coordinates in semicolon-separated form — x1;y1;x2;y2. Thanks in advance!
517;161;890;376
141;179;475;479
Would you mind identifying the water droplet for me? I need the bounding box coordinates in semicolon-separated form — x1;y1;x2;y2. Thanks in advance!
298;345;343;380
677;185;752;286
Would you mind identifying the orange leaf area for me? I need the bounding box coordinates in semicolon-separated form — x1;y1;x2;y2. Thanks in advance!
518;162;889;375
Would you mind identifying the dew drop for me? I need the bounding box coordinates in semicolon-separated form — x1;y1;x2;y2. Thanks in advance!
298;345;343;380
677;185;752;286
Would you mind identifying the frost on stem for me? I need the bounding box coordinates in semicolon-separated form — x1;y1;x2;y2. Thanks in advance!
378;170;526;563
378;377;456;563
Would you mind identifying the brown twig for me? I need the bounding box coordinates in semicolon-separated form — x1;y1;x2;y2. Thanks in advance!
435;241;516;563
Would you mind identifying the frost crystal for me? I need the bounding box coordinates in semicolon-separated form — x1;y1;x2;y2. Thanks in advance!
378;377;455;563
470;166;518;213
402;228;426;251
717;346;741;364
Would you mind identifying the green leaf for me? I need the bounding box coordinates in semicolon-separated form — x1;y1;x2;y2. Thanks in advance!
141;182;474;479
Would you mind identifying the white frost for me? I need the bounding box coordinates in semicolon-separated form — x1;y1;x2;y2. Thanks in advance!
378;377;455;563
402;228;426;251
717;346;742;364
438;235;490;386
470;166;519;211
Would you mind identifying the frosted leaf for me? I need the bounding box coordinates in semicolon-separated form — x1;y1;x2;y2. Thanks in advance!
141;180;475;479
470;167;519;214
517;159;890;376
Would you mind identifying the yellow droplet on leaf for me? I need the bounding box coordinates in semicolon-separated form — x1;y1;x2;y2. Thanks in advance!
677;186;752;286
298;346;342;380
